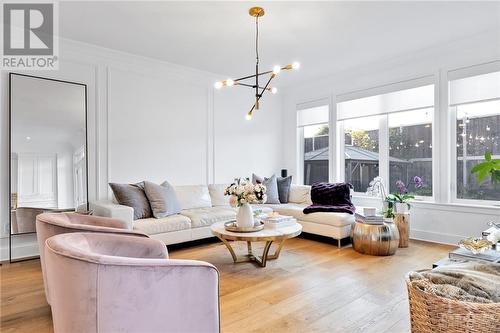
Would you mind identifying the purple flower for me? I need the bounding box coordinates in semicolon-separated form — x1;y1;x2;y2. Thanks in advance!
413;176;423;189
395;180;407;194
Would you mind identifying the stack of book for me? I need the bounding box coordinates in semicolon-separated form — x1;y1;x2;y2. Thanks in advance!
355;212;384;225
263;215;296;228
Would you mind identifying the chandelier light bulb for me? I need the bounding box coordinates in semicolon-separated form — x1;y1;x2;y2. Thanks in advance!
246;111;253;120
214;81;223;89
226;79;235;87
292;62;301;70
273;65;281;74
271;87;278;94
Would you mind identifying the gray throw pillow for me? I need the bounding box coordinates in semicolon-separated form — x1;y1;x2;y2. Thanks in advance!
252;173;280;204
277;176;293;203
109;182;152;220
144;181;181;218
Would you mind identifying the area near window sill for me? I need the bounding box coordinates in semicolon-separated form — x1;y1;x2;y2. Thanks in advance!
352;194;500;215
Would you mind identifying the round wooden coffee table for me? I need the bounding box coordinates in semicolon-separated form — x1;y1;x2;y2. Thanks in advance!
211;221;302;267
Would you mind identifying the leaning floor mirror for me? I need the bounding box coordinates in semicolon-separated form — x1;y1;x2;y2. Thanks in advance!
9;73;88;262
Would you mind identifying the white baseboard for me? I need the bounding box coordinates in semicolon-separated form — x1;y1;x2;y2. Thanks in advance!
0;236;39;262
410;229;463;246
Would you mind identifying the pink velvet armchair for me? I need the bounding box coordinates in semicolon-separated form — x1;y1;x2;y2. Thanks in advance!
44;232;220;333
36;213;148;305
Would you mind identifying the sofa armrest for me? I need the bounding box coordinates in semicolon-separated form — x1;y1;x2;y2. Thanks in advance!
90;200;134;229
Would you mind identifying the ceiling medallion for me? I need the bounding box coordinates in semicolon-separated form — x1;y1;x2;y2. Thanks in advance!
214;7;300;120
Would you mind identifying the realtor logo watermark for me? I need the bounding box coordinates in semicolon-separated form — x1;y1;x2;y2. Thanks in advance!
1;2;58;70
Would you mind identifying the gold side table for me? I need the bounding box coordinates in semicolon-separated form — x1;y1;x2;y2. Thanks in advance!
351;220;400;256
211;221;302;267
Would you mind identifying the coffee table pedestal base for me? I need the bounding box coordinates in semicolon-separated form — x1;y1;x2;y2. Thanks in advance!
218;238;285;267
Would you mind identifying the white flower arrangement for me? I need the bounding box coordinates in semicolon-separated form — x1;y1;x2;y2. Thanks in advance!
224;177;267;207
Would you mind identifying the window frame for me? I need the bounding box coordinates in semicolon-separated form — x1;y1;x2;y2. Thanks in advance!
296;99;330;185
448;62;500;206
336;78;436;200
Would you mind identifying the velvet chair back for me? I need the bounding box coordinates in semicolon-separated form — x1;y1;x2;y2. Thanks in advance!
45;232;220;333
36;212;148;305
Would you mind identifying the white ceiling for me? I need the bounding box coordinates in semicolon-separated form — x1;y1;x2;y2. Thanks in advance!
59;1;500;86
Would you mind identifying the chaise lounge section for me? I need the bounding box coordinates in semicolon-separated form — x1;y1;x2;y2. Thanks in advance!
92;183;355;247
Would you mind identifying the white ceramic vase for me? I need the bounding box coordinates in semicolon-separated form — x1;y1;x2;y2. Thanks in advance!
236;203;254;228
395;202;409;214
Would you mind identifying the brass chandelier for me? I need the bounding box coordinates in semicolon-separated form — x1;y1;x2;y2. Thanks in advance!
214;7;300;120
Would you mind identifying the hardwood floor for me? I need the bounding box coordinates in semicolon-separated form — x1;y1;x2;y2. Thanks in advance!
0;236;452;333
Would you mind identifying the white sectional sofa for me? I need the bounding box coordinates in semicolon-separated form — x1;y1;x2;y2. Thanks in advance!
91;184;355;247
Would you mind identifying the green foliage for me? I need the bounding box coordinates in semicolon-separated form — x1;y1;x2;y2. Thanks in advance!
471;151;500;183
345;129;378;151
383;206;395;219
316;125;329;136
386;193;415;203
386;193;415;210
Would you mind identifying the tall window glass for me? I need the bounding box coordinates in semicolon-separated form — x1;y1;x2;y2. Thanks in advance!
455;100;500;201
343;115;380;192
303;124;329;185
388;108;433;196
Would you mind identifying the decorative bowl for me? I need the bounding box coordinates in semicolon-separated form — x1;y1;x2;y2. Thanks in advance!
458;237;493;255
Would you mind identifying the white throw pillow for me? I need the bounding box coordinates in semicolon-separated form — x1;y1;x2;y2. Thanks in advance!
208;184;230;206
174;185;212;210
288;184;312;205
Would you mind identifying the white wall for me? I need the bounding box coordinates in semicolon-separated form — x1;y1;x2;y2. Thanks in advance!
0;38;283;260
281;30;500;245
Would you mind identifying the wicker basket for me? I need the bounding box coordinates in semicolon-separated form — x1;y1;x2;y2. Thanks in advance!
405;272;500;333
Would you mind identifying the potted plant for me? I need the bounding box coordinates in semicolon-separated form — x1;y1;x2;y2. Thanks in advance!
224;178;267;228
385;176;423;214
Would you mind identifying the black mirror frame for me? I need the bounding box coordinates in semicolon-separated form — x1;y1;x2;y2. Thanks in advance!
8;72;89;263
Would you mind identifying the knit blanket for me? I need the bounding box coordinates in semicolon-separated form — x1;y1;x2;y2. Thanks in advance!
409;261;500;303
303;182;355;215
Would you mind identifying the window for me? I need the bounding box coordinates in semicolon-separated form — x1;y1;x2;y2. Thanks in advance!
297;104;329;185
338;83;434;195
343;116;380;192
450;70;500;201
389;109;433;196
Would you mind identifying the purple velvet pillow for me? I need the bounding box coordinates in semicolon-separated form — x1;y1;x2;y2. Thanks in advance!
310;182;353;206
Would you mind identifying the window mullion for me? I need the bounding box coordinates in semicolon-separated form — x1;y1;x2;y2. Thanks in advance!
379;115;389;192
329;95;337;183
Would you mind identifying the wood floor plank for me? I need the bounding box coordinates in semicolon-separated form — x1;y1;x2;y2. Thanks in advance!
0;237;452;333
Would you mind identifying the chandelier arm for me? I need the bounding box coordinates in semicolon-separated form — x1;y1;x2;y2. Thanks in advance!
234;66;291;82
258;74;275;97
236;82;272;91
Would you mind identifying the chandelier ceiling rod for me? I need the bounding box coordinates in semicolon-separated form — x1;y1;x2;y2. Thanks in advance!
214;7;300;120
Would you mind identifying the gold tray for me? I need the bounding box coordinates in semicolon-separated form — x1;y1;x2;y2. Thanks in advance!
224;221;264;233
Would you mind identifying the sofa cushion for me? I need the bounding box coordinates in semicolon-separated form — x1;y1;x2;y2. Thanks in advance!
271;203;354;228
180;207;236;228
252;174;280;204
109;182;152;220
277;176;293;203
174;185;212;210
208;184;230;206
133;214;191;235
143;181;181;218
288;185;313;205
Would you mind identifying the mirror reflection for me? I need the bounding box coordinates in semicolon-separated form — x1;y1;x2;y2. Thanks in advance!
10;74;88;235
